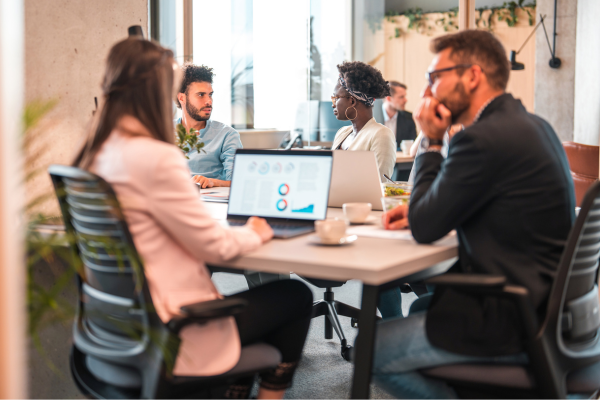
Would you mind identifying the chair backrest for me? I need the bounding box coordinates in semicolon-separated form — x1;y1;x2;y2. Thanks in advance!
49;165;174;396
539;180;600;395
562;142;599;206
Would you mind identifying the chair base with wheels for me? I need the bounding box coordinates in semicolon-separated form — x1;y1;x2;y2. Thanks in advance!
303;278;380;361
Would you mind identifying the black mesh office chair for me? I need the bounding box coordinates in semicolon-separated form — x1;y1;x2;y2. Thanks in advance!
49;165;281;399
418;180;600;399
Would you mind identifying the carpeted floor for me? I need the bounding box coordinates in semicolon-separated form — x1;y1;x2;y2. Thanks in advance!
212;272;418;399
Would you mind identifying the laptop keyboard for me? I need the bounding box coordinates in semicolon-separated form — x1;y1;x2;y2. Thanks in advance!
228;220;314;238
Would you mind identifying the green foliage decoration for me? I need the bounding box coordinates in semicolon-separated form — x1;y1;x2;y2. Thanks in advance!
476;0;536;31
23;99;78;373
386;1;536;38
176;123;206;158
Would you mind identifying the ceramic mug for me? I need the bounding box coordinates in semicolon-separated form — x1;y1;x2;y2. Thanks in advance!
315;218;347;242
343;202;372;223
401;140;414;155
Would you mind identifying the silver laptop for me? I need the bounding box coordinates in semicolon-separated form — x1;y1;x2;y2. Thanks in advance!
227;149;334;238
328;151;384;211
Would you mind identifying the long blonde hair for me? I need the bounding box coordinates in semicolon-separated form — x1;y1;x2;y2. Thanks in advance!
73;38;175;169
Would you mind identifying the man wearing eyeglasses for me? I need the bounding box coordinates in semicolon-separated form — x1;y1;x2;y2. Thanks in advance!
370;30;574;398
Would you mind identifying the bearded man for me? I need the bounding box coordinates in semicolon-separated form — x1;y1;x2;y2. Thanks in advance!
176;64;241;188
176;63;289;289
370;30;575;398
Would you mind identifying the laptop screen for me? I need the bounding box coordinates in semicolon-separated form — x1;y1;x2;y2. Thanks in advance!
228;150;333;221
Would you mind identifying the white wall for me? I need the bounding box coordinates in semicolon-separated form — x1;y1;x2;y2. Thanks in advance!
534;0;578;142
573;0;600;146
0;0;26;397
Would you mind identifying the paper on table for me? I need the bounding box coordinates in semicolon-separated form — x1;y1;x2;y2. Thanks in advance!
346;225;414;240
347;225;456;241
200;187;230;203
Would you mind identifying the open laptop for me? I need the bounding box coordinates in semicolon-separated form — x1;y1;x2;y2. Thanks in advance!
328;150;385;211
227;149;334;238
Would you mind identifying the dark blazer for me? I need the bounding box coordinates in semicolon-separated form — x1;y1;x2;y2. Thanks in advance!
372;99;417;148
409;94;575;356
395;110;417;145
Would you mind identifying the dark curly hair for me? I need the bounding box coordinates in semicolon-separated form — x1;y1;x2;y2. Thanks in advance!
336;61;390;106
176;63;215;108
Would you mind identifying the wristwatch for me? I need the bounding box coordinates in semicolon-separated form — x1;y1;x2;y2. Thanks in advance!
420;136;444;153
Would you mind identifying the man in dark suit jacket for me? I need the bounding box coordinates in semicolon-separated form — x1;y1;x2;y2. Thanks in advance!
370;30;575;398
373;82;417;148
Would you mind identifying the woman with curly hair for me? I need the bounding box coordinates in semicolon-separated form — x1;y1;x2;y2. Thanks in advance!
331;61;403;320
331;61;397;182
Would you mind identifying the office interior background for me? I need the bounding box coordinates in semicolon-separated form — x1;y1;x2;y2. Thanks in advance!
1;0;600;397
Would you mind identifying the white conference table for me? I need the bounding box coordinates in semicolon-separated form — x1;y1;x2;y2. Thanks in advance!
201;193;458;398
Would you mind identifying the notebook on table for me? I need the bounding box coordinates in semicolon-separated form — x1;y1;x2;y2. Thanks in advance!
227;149;334;239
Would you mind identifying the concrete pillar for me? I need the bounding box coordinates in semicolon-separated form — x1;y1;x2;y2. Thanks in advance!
24;0;148;216
534;0;578;142
0;0;26;398
573;0;600;146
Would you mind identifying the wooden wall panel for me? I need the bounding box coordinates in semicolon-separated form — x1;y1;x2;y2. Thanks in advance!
383;8;536;113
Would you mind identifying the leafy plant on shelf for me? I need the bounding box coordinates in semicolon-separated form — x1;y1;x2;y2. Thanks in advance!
176;122;206;158
386;1;535;38
435;7;459;32
476;0;536;31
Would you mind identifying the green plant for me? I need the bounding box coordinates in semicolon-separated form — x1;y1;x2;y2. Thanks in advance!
387;1;535;38
386;8;432;37
23;100;79;372
176;123;206;158
435;7;459;32
476;0;536;31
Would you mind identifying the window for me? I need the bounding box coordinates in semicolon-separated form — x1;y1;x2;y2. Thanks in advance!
156;0;353;143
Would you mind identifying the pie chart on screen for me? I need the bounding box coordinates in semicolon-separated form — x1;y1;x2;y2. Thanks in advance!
276;199;288;211
278;183;290;196
258;162;270;175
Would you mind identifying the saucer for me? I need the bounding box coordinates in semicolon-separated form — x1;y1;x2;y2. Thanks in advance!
309;234;358;246
348;215;378;225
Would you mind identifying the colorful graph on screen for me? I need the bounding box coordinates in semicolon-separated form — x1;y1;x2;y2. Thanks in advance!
278;183;290;196
276;199;288;211
291;204;314;213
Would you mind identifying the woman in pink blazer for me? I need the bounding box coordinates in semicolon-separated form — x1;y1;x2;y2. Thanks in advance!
72;38;313;400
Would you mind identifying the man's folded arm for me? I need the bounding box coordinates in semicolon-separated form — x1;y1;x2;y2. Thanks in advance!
409;133;496;243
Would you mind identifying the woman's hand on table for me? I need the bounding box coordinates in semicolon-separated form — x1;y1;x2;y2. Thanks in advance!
246;216;274;243
382;204;410;230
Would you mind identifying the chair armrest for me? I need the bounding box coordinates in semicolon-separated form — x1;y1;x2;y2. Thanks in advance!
425;274;538;340
167;298;248;334
424;273;507;288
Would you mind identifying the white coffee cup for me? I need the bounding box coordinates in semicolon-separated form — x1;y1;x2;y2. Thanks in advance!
401;140;414;155
343;202;372;223
315;218;347;242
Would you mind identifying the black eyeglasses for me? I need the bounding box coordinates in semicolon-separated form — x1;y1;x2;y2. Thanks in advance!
426;64;473;86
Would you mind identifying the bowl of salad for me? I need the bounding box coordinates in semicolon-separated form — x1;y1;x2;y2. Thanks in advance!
383;182;413;197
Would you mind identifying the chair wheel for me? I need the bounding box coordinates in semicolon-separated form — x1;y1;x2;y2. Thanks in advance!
341;344;353;361
351;317;358;328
